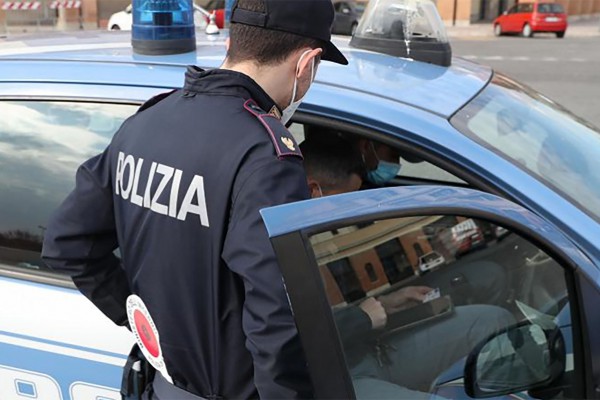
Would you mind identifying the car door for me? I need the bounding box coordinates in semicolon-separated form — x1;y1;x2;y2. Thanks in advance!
261;186;599;399
503;5;519;32
520;3;534;30
0;90;152;399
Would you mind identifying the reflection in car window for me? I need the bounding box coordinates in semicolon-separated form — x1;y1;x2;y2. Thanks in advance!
308;215;575;399
0;101;137;273
451;74;600;222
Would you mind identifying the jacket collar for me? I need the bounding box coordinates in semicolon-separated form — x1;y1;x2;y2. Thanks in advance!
184;66;282;117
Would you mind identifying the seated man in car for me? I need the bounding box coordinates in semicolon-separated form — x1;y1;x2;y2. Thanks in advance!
302;124;420;187
302;129;509;306
300;137;516;398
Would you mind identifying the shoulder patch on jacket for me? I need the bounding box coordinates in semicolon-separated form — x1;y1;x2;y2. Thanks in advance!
137;90;177;114
243;99;303;160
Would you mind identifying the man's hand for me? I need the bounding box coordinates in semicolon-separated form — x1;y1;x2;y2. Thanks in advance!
378;286;433;315
359;297;387;329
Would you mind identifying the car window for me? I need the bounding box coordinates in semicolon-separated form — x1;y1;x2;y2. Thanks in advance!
0;100;137;274
451;74;600;223
516;3;534;13
288;122;465;185
537;3;564;13
307;214;577;399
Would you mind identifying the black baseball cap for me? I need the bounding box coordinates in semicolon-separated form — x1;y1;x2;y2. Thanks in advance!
230;0;349;65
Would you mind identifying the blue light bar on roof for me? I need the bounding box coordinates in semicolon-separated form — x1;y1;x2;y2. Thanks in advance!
132;0;196;55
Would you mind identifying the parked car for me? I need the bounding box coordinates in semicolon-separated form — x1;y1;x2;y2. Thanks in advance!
332;0;363;35
107;3;211;31
448;218;486;257
1;0;600;398
418;251;446;273
493;2;568;38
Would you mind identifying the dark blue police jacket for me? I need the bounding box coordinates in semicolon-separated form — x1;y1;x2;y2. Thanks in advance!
42;67;313;399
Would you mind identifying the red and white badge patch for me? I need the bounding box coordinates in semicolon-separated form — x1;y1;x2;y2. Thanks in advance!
126;295;173;383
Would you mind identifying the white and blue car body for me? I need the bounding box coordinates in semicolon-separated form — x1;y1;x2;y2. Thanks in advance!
1;23;600;400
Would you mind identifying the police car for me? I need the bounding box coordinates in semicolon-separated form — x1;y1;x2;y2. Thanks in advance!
1;0;600;398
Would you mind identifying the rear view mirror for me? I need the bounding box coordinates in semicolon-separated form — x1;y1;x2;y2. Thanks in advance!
465;323;566;398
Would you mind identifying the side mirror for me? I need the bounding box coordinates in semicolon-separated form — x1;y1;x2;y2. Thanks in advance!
503;11;508;15
464;323;566;398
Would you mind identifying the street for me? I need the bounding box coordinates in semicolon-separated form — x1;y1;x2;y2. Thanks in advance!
452;34;600;128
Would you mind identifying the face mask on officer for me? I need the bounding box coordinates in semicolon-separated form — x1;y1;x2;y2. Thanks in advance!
365;141;401;185
281;49;321;125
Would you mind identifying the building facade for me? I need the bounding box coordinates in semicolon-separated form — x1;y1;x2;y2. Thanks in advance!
1;0;599;31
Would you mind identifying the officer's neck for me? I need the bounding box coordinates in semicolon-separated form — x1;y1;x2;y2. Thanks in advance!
221;60;293;112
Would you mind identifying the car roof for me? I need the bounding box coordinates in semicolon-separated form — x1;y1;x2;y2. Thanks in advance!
0;31;491;117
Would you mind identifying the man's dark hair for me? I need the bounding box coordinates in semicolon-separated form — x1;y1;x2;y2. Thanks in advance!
228;0;324;65
300;137;364;190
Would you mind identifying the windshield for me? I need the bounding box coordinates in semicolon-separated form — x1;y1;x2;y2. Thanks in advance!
452;74;600;221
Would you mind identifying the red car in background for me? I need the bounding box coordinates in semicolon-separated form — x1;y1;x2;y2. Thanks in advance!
493;2;568;38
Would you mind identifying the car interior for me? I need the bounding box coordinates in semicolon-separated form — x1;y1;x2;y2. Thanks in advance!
288;116;573;398
0;101;577;398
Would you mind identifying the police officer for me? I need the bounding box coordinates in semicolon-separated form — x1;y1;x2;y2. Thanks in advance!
41;0;348;398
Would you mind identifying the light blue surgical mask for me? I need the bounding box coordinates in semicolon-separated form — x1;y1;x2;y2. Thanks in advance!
366;160;400;185
366;142;401;185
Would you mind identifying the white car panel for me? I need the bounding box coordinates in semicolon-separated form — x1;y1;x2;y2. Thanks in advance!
0;276;133;359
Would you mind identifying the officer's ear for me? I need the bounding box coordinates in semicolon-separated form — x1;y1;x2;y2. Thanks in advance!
297;48;323;79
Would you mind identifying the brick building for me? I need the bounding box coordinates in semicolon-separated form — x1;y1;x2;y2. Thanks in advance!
1;0;599;40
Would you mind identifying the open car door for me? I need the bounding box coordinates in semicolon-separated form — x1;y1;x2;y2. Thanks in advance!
261;186;600;399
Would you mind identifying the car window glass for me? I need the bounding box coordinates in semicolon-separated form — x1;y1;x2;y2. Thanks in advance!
516;4;532;13
451;74;600;222
0;101;137;274
507;6;517;13
307;215;576;399
538;3;564;13
288;122;465;184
